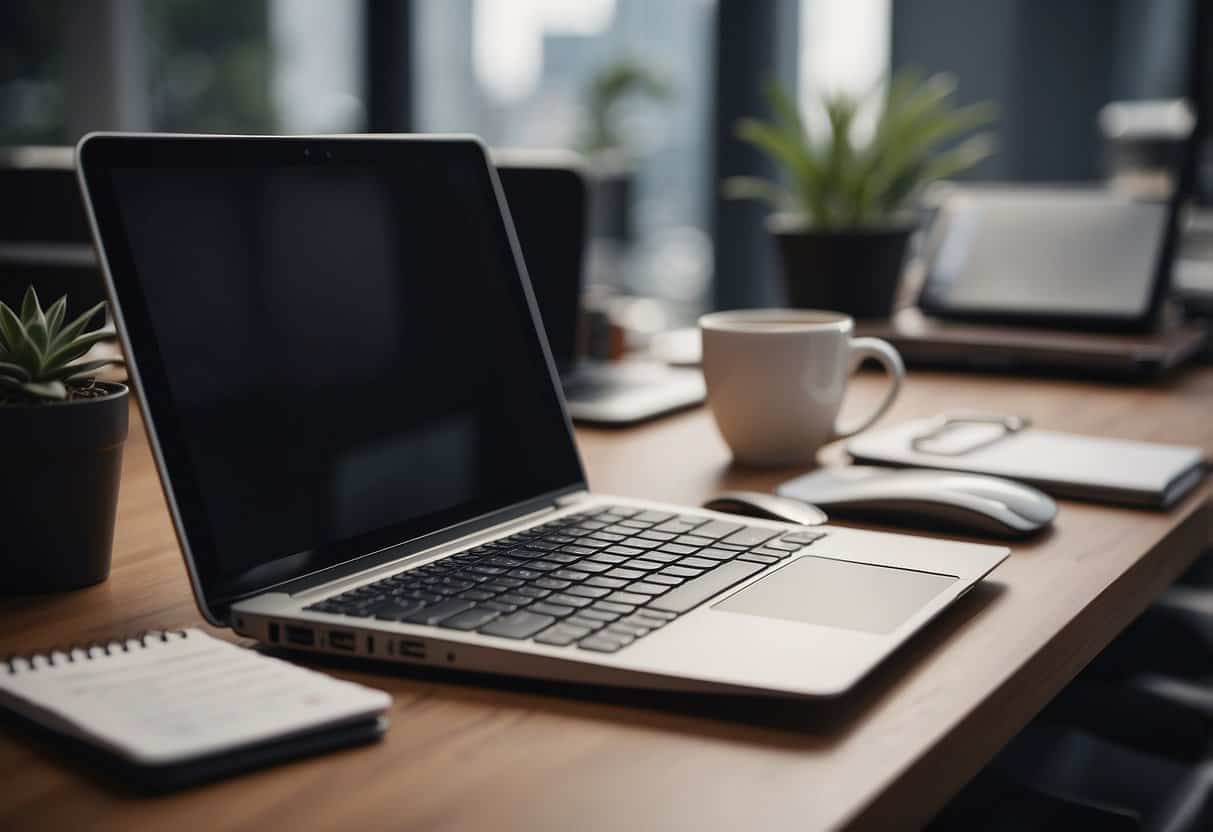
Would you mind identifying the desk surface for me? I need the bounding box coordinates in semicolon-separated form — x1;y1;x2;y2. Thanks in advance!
2;368;1211;831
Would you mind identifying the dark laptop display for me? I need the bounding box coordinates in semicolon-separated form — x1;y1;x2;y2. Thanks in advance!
495;163;586;373
79;137;584;611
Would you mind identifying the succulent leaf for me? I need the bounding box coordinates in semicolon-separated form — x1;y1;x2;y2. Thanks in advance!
22;380;67;400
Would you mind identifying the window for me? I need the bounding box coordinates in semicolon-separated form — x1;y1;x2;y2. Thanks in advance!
145;0;365;134
0;1;67;145
414;0;717;310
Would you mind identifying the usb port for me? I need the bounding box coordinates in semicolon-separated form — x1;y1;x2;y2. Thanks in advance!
329;630;355;651
399;638;426;658
284;625;314;646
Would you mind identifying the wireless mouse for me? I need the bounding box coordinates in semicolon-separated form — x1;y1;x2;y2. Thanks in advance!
776;466;1057;538
702;491;828;525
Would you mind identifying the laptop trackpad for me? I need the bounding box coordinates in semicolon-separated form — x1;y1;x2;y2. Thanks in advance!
714;556;958;634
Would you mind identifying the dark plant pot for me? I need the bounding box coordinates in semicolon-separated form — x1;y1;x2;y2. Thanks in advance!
0;382;128;593
772;221;914;319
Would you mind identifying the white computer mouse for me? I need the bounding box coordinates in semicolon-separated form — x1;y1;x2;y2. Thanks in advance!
776;466;1057;539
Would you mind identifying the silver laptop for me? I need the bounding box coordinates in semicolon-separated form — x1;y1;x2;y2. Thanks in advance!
78;133;1007;699
494;150;705;424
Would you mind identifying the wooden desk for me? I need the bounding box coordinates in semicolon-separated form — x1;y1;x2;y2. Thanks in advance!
2;369;1211;831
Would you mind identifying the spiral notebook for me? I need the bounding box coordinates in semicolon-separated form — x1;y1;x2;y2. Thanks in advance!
0;629;391;789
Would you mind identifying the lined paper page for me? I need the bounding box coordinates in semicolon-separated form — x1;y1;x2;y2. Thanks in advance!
0;630;390;764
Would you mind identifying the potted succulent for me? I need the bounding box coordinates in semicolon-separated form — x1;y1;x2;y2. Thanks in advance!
578;58;672;243
0;287;127;593
725;71;996;318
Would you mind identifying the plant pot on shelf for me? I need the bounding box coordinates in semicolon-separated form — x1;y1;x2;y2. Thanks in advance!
770;215;914;320
0;382;129;593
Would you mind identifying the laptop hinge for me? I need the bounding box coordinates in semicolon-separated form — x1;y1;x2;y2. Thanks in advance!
555;490;591;507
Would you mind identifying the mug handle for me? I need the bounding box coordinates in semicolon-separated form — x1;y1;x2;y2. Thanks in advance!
831;337;905;440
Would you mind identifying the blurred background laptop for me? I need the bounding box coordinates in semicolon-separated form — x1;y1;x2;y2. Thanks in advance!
495;152;704;424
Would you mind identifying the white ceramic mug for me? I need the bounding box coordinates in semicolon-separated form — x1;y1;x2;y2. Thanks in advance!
699;309;905;467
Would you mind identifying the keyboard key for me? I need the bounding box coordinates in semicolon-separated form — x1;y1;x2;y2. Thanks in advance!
437;578;476;592
608;622;650;638
651;520;697;534
483;600;520;613
657;543;698;556
578;608;621;623
602;524;638;536
781;530;827;545
693;520;745;539
479;610;557;639
605;591;651;606
535;624;592;646
516;586;552;598
588;553;629;565
405;599;475;625
546;593;593;608
647;573;685;587
565;584;611;598
485;556;524;568
553;569;591;582
605;545;643;557
565;615;607;631
578;636;625;653
527;560;564;571
677;556;719;570
762;540;804;552
481;578;524;592
458;589;495;602
626;558;665;571
647;561;766;614
626;582;669;596
751;547;793;559
369;599;427;620
637;607;676;621
530;602;575;617
696;548;736;561
439;607;501;631
589;532;626;543
560;545;597;556
508;568;542;580
605;567;645;580
544;553;583;564
722;527;780;547
641;551;679;564
660;565;704;578
638;530;678;541
738;553;781;565
592;601;637;615
675;535;714;548
573;561;610;573
533;578;571;591
617;519;651;529
624;538;662;550
585;576;629;590
623;613;670;629
496;592;535;606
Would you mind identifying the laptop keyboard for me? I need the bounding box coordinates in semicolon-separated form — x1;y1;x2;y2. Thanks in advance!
305;505;826;654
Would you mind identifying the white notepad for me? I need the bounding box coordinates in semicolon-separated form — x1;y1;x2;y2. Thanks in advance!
847;415;1208;508
0;629;391;766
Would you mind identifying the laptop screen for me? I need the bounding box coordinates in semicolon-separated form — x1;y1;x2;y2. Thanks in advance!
80;136;585;611
495;163;586;373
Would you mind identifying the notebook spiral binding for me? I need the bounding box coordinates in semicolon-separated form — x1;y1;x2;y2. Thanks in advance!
4;629;191;674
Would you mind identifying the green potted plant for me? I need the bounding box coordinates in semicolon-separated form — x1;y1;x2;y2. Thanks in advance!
578;58;672;242
0;287;127;593
726;71;996;318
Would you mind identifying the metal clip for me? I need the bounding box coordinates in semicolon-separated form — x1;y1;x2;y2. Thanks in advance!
910;413;1030;457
